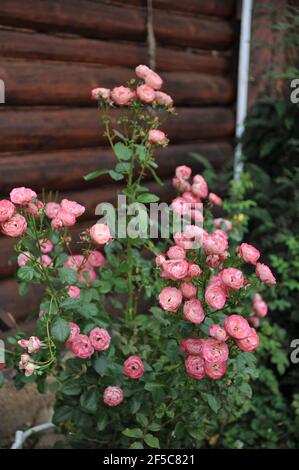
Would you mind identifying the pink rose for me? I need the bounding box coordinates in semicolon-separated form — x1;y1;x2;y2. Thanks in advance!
135;64;150;80
123;355;144;379
89;327;111;351
66;322;81;346
224;314;251;339
209;324;228;342
87;250;105;267
206;255;222;269
166;245;186;260
205;285;227;310
1;214;27;237
103;386;124;407
185;355;205;380
180;282;197;299
171;197;191;217
61;199;85;218
253;293;268;318
67;285;81;299
162;259;189;281
90;223;112;245
202;232;228;256
173;232;192;250
236;328;259;352
202;338;229;363
64;255;85;271
220;268;244;290
191;209;204;224
204;361;227;380
155;91;174;108
187;262;202;278
208;193;222;206
191;175;208;199
24;202;40;218
71;334;94;359
91;87;110;101
45;202;60;219
0;199;15;222
111;86;135;105
17;251;31;267
249;315;260;328
77;266;97;284
148;129;168;146
155;253;166;267
175;165;192;181
159;287;182;312
10;187;37;205
27;336;41;354
18;339;29;349
183;299;205;324
55;209;76;227
19;353;30;369
172;177;191;192
179;338;203;356
136;84;155;103
144;70;163;90
182;192;201;206
38;255;53;268
255;262;276;286
24;362;36;377
213;218;232;231
238;243;260;265
38;238;53;254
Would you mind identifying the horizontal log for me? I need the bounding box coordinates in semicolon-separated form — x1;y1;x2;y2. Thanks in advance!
0;141;232;194
0;107;235;152
0;277;44;321
0;60;234;106
0;29;230;74
0;0;234;50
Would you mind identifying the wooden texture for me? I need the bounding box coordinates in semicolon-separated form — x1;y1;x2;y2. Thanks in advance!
152;0;235;17
0;60;234;106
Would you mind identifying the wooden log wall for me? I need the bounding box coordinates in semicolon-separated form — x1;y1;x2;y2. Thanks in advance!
0;0;237;328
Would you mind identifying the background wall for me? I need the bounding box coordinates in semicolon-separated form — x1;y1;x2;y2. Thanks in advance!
0;0;238;332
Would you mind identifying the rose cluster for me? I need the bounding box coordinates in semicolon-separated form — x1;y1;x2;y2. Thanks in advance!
157;166;276;381
17;336;41;376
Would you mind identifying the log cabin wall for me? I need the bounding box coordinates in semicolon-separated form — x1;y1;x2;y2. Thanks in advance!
0;0;238;331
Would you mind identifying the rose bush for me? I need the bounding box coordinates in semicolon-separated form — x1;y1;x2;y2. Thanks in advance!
0;66;277;449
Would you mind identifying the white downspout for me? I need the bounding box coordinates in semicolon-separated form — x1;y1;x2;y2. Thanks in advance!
234;0;253;180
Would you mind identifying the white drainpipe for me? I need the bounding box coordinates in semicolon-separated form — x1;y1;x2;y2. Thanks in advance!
234;0;253;180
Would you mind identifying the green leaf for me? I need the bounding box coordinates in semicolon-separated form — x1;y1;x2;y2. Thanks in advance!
109;170;124;181
61;381;82;396
113;129;126;141
80;388;99;414
84;169;110;181
17;265;35;282
148;423;161;432
0;372;4;387
136;413;148;427
115;162;131;173
207;394;221;414
144;433;160;448
51;318;70;343
137;193;160;203
93;356;108;376
122;428;143;438
114;142;132;161
58;267;78;285
52;405;73;423
97;414;108;431
129;441;144;449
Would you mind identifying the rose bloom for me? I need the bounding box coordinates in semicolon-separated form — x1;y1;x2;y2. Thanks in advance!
159;287;182;312
255;262;276;286
187;263;202;278
25;202;40;218
202;232;228;256
18;339;29;349
0;199;15;222
236;328;259;352
123;355;144;379
224;314;251;339
19;353;30;370
77;265;97;284
204;361;226;380
55;209;76;227
180;282;197;299
89;327;111;351
87;250;105;267
173;232;192;250
24;362;36;377
135;64;150;79
182;192;201;206
10;187;37;205
103;386;124;407
185;355;205;380
38;238;53;254
91;87;110;101
253;293;268;318
179;338;203;356
64;254;85;271
166;245;186;260
67;285;81;299
213;218;232;231
205;285;226;310
249;315;260;328
90;223;112;245
45;202;60;219
65;322;81;346
183;299;205;324
144;70;163;90
206;254;222;269
238;243;260;265
155;91;173;107
172;177;191;193
1;214;27;237
71;334;94;359
61;199;85;218
136;84;155;103
191;208;204;224
17;251;31;267
202;338;229;363
209;324;228;342
208;192;222;206
27;336;41;354
38;255;53;268
175;165;192;181
191;174;208;199
111;86;135;105
155;253;166;267
171;197;191;217
148;129;168;145
221;268;244;290
162;259;189;281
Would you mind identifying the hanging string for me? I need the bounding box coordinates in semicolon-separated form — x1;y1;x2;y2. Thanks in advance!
147;0;156;70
